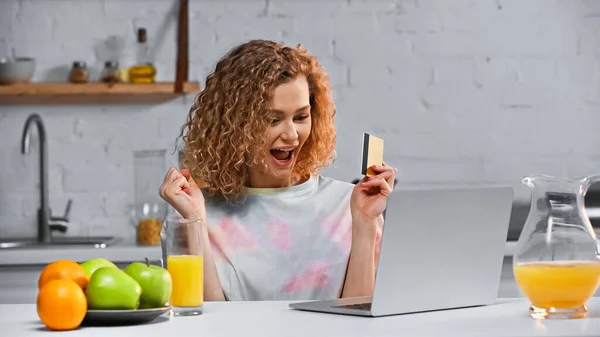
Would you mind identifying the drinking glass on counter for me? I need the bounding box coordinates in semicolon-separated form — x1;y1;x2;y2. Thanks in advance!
161;218;204;316
514;174;600;320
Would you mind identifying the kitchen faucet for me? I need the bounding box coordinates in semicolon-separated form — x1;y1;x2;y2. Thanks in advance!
21;113;72;244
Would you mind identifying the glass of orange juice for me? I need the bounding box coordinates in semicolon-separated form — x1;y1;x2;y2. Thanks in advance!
161;218;204;316
514;174;600;319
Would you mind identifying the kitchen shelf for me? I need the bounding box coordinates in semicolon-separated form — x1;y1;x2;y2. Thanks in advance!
0;81;200;105
1;0;195;106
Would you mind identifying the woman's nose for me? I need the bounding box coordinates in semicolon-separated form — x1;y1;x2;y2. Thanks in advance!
281;121;298;141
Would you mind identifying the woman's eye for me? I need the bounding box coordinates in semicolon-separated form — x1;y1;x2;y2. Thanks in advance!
295;115;309;121
270;118;280;124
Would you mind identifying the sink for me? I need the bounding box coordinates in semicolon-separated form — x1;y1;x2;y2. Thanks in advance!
0;236;120;249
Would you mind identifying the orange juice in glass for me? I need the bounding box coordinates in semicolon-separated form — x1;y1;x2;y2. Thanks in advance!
162;218;204;316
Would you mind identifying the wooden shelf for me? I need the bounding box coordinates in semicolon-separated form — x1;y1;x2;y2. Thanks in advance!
0;82;201;105
1;0;194;106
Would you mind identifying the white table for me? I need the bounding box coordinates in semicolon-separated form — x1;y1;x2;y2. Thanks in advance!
3;298;600;336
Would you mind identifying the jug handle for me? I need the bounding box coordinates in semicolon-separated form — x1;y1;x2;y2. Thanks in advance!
581;174;600;196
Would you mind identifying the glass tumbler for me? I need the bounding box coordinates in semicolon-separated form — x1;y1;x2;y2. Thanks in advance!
132;149;168;246
161;218;204;316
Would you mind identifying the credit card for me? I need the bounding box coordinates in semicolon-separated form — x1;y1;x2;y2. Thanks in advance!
361;133;384;176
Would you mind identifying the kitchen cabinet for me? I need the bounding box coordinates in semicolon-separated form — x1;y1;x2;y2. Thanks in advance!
0;260;161;304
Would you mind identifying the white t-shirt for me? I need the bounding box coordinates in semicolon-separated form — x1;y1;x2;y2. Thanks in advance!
203;175;363;301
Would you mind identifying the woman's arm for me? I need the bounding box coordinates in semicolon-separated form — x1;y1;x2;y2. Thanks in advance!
343;164;395;298
340;215;382;298
159;167;226;301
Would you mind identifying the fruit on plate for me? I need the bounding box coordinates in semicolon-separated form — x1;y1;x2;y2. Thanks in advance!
80;258;117;278
85;266;142;310
38;259;89;289
37;279;87;331
124;258;172;309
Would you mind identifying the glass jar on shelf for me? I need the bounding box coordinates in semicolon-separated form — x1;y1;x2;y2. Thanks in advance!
101;61;121;83
68;61;89;84
131;149;168;246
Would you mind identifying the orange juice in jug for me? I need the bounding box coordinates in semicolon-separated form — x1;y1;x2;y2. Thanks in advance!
514;260;600;312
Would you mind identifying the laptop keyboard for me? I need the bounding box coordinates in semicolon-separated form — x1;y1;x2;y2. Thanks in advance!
335;302;372;311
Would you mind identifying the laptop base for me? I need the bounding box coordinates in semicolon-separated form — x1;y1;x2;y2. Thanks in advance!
289;296;374;317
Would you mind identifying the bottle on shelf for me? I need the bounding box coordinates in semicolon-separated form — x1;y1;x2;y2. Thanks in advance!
128;28;157;84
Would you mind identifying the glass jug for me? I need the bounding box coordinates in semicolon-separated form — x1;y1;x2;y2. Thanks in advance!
131;149;168;246
514;174;600;319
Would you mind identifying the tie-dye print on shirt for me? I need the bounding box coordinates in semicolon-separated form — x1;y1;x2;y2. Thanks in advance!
202;175;381;301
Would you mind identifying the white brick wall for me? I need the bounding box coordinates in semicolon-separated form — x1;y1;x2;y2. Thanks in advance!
1;0;600;239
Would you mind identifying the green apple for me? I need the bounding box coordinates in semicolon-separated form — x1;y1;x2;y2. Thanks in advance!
80;258;117;278
85;267;142;310
124;258;172;309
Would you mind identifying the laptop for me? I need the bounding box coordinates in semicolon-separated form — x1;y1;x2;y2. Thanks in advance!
289;186;514;317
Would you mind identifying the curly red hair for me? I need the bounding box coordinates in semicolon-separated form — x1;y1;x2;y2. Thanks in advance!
180;39;337;202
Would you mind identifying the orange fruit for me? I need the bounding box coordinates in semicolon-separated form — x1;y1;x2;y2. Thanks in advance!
38;260;89;289
37;279;87;331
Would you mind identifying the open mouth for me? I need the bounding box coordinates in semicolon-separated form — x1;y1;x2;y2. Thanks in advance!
270;148;295;166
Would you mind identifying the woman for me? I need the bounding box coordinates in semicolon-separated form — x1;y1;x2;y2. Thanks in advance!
159;39;397;302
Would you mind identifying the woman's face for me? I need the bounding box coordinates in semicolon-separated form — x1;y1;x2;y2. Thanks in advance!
248;74;312;188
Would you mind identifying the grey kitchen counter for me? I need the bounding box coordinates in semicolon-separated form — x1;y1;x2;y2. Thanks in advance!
0;243;162;304
0;243;162;266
